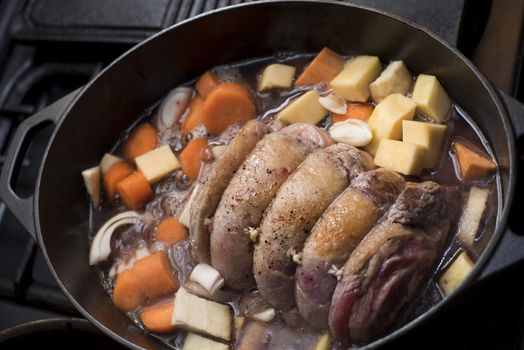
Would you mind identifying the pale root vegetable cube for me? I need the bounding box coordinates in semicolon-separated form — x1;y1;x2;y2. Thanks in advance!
100;153;123;175
315;333;332;350
81;166;101;208
454;142;497;181
183;333;229;350
178;184;200;228
258;64;296;91
439;251;474;296
277;90;328;124
374;139;427;176
211;145;228;159
457;187;489;246
411;74;452;123
402;120;448;168
172;288;231;341
329;55;382;102
135;144;180;183
370;60;412;103
365;93;416;155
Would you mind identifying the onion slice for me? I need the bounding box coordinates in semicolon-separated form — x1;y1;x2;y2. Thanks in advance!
155;87;193;131
189;263;225;296
89;211;142;265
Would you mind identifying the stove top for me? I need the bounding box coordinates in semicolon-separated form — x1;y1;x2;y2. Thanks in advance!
0;0;523;349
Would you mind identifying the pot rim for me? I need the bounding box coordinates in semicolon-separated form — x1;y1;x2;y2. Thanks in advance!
33;1;517;349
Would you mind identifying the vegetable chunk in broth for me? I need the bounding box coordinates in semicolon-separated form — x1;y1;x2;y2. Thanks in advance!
82;48;499;349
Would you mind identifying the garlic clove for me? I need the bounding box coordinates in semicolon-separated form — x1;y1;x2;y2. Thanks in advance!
190;263;225;296
252;308;276;322
328;119;373;147
318;93;347;115
89;211;142;265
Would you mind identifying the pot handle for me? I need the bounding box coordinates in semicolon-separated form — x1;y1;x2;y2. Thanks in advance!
0;89;81;240
479;91;524;281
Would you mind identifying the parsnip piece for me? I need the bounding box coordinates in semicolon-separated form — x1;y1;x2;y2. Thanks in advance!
402;120;447;168
100;153;123;175
330;55;382;102
457;187;489;246
439;251;474;296
178;184;200;228
211;145;228;159
183;333;229;350
411;74;452;123
135;144;180;183
315;333;332;350
370;60;412;103
365;93;416;155
258;64;296;91
82;166;101;208
277;90;328;124
374;139;427;176
172;288;231;341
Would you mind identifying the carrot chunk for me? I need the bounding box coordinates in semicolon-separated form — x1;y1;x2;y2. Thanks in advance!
332;103;374;123
181;96;204;135
295;47;344;86
454;141;497;181
103;161;134;202
113;268;144;312
116;171;153;210
156;217;189;244
179;138;209;181
140;302;176;333
133;252;179;300
196;71;220;98
123;123;158;160
202;83;256;135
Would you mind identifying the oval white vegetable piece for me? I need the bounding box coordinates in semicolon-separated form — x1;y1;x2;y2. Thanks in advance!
457;187;489;246
156;87;193;130
89;211;141;265
318;93;347;115
190;263;225;296
252;308;276;322
328;119;373;147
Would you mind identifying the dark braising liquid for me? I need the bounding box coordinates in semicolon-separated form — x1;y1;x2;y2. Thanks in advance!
89;53;500;349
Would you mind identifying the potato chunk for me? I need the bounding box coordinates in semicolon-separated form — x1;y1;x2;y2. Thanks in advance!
135;144;180;183
439;251;474;296
81;166;101;208
183;333;228;350
457;187;489;246
365;93;416;155
374;139;426;176
369;60;412;103
411;74;452;123
277;90;328;124
330;55;382;102
172;287;231;341
402;120;447;168
258;64;296;91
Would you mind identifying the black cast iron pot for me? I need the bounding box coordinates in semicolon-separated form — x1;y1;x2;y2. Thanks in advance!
0;1;523;349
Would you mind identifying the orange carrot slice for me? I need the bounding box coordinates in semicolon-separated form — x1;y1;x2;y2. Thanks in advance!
454;142;497;181
332;103;374;123
140;302;176;333
133;252;179;300
116;171;153;210
156;217;189;244
196;71;220;98
179;138;209;181
113;268;144;312
181;96;205;135
123;123;158;160
295;47;344;86
103;161;134;202
202;83;256;135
